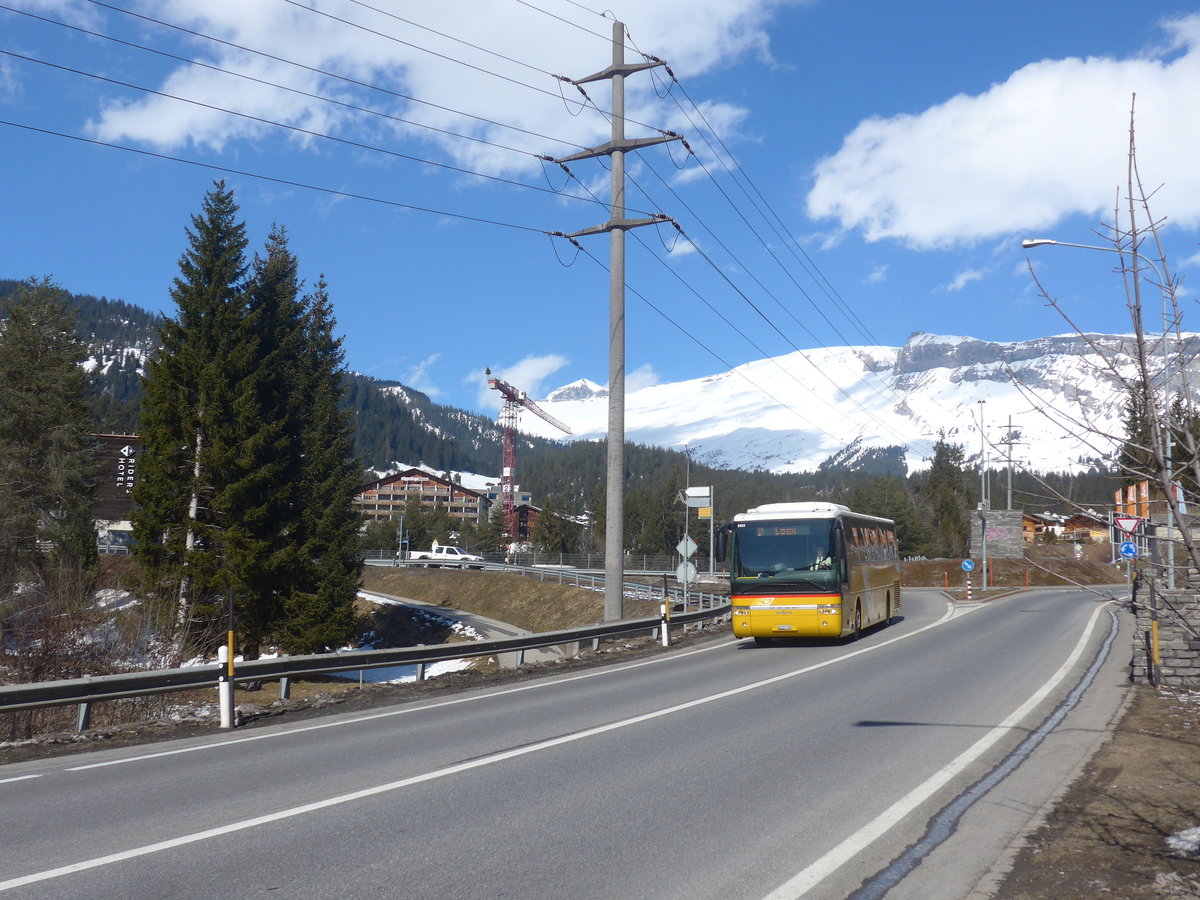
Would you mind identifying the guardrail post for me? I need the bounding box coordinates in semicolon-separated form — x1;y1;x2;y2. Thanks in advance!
76;701;91;733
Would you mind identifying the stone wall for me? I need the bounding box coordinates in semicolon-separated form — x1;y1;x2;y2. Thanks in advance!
968;509;1025;560
1130;582;1200;686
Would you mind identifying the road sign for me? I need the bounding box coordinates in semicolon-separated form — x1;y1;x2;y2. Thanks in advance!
1119;541;1138;559
676;561;697;583
962;559;975;571
677;535;697;558
1114;516;1141;534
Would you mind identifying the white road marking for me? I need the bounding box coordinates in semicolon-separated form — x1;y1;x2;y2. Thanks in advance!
0;774;42;785
762;600;1111;899
3;602;957;891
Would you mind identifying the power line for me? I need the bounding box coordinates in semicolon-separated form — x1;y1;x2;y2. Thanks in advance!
1;4;579;164
570;240;838;440
0;119;555;235
1;48;651;214
72;0;589;153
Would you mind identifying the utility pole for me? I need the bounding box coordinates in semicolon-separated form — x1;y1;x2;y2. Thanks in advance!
978;400;988;592
556;21;678;621
996;416;1025;511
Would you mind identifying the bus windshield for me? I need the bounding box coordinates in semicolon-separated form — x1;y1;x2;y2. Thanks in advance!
731;519;838;588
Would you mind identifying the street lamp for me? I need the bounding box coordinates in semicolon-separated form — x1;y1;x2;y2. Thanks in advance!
1022;237;1177;588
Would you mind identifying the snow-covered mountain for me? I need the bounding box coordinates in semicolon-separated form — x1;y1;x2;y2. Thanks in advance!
522;332;1200;474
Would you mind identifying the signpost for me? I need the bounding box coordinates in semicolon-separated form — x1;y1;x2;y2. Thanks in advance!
962;559;974;602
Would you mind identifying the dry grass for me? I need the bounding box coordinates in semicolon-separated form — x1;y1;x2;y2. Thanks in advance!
360;567;664;633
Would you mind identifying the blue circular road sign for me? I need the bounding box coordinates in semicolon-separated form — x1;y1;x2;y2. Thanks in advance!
1119;541;1138;559
962;559;975;571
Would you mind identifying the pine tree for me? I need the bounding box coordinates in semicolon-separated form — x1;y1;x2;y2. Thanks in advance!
133;181;250;653
223;224;309;655
280;276;362;654
916;436;971;558
0;277;98;594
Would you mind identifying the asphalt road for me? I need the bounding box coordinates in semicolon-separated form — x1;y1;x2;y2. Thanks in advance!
0;587;1128;899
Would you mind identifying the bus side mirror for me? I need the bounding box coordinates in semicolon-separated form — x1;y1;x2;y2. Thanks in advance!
715;525;730;563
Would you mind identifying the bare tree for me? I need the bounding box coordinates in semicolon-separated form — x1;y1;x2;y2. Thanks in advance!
1020;95;1199;588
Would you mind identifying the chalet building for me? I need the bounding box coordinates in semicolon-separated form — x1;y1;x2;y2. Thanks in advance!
1022;510;1111;543
1062;510;1110;543
513;503;541;541
354;467;489;527
1022;512;1065;543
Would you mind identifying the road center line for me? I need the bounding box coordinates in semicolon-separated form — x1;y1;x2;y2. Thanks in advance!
0;774;42;785
5;602;956;890
762;600;1112;900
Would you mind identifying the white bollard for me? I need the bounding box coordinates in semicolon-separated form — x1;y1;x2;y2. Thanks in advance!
660;603;670;647
217;645;235;729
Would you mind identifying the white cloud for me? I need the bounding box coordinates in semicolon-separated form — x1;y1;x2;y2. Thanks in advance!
83;1;803;177
866;264;888;284
946;269;983;292
806;15;1200;248
404;353;442;398
472;354;569;410
627;364;661;392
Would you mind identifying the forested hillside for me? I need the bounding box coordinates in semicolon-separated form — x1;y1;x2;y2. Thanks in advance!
1;277;1122;559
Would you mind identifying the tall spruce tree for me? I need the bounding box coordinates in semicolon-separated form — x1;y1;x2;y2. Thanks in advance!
213;224;310;655
0;277;98;594
134;181;250;653
280;276;362;654
136;186;361;657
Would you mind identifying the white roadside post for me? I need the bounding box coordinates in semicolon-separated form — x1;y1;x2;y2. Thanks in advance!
217;645;234;729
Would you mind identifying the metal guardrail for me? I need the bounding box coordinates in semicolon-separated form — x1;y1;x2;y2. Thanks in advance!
364;558;727;595
0;602;731;719
362;550;720;574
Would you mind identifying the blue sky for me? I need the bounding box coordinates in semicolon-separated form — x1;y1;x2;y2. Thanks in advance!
3;0;1199;418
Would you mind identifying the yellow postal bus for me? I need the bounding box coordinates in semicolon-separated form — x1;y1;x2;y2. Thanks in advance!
718;502;901;644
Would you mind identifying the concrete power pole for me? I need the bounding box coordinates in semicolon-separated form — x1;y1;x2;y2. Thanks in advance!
556;21;678;621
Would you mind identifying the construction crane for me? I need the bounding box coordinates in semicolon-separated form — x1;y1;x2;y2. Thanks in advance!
486;368;572;543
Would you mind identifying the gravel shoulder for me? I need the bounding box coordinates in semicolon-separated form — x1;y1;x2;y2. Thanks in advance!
991;683;1200;898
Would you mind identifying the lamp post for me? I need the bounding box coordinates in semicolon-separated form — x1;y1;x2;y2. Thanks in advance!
1022;237;1176;588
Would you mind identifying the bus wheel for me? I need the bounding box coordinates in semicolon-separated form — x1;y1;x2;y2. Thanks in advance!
753;636;772;647
853;604;862;641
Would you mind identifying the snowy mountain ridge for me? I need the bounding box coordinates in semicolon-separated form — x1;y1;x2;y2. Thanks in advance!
519;331;1200;474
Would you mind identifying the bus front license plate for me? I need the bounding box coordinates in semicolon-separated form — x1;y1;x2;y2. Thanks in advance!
775;624;793;631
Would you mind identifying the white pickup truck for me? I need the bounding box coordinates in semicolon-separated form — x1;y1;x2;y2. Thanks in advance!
407;542;485;569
